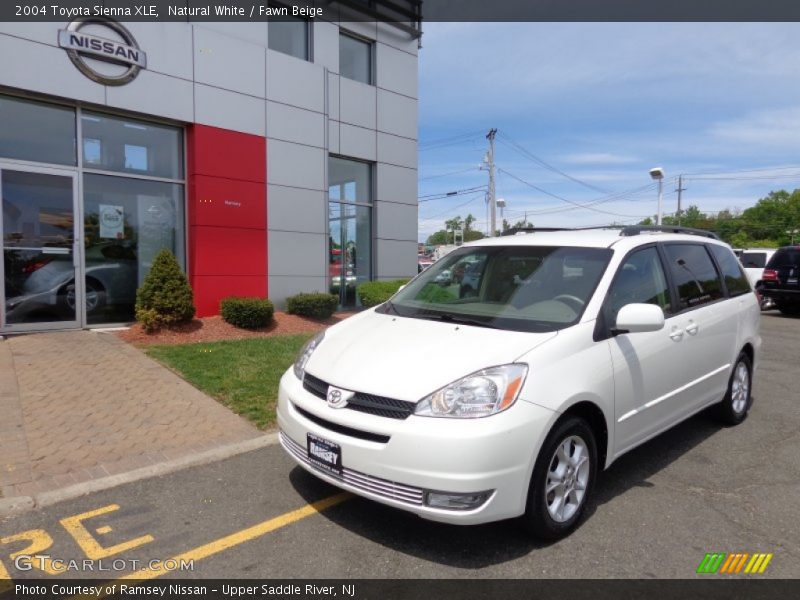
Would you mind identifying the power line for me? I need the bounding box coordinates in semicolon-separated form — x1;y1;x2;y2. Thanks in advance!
419;185;487;202
497;168;650;218
497;132;612;194
419;167;479;181
418;193;486;222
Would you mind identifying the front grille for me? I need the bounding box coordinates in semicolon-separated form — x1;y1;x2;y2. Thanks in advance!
294;405;390;444
279;432;424;506
303;373;416;420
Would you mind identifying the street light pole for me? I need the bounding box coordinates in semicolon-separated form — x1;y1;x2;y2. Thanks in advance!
486;128;497;236
649;167;665;226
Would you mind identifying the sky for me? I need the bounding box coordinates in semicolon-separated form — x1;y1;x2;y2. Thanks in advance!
416;23;800;242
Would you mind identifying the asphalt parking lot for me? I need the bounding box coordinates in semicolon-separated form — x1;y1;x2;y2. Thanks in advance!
1;312;798;582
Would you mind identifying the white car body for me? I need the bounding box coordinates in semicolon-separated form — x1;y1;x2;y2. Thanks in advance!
277;229;760;526
739;248;777;288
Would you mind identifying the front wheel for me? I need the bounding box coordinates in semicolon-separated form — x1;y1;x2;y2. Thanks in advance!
521;417;597;541
715;352;752;426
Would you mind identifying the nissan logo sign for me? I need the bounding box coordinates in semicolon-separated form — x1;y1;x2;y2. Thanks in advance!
58;18;146;86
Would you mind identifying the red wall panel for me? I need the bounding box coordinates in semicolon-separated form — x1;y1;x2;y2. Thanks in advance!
192;276;267;318
189;175;266;229
187;125;266;183
186;124;268;317
191;226;266;277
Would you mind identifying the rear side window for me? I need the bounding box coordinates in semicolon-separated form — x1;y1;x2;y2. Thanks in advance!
663;244;724;310
768;247;800;268
709;245;751;297
740;252;767;268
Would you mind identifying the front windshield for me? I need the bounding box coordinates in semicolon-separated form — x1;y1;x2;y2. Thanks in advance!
379;245;612;332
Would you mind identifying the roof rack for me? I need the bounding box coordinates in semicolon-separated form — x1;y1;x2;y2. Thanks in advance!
619;225;720;240
501;227;573;236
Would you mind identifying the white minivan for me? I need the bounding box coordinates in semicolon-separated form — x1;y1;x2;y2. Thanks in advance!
277;227;760;540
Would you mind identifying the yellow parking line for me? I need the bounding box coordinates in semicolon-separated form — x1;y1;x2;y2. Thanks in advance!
67;492;351;600
122;492;351;580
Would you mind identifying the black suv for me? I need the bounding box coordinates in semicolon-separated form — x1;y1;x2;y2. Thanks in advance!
759;245;800;315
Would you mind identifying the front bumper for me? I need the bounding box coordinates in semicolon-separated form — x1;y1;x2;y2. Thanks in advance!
277;369;556;525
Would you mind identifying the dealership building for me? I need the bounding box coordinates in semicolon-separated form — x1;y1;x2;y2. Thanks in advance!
0;5;420;334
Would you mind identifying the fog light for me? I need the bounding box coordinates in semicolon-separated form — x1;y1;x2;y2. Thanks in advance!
424;490;493;510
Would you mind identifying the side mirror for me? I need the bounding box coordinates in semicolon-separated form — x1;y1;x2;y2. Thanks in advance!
614;303;664;334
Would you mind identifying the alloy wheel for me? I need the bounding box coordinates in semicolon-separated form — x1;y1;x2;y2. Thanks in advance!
545;435;591;523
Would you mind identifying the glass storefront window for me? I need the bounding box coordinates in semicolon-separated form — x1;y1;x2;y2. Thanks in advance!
83;174;185;324
268;14;309;60
81;112;183;179
329;157;372;307
0;95;76;165
340;32;373;85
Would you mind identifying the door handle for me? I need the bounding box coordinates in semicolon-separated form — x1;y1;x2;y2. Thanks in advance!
685;322;699;335
669;328;684;342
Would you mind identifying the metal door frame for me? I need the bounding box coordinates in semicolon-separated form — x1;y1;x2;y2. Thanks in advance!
0;161;84;333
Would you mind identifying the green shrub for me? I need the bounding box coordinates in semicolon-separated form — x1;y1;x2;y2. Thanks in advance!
220;297;275;329
135;249;195;332
357;279;410;308
286;292;339;319
135;307;160;333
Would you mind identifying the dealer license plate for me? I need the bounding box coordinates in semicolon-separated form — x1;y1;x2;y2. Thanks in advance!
307;433;342;475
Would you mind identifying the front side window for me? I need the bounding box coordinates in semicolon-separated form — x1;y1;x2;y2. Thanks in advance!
606;246;671;321
339;32;373;84
664;244;724;310
709;245;751;297
382;246;612;333
0;94;76;165
269;13;309;60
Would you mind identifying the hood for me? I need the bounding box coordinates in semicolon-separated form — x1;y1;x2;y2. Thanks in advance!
304;309;557;402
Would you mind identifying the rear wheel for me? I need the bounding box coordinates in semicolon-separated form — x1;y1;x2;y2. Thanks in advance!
521;416;597;541
715;352;752;426
777;302;800;316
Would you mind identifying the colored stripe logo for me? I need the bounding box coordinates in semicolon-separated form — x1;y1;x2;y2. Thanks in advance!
697;552;773;574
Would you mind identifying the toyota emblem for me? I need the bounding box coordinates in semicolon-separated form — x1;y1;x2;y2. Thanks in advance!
326;386;353;409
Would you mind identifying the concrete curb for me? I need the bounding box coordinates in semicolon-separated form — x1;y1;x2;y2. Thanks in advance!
0;433;280;518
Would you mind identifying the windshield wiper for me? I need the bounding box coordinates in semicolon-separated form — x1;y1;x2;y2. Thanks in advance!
422;312;498;329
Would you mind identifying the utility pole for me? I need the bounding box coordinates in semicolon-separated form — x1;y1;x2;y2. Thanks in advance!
486;128;497;236
675;175;687;225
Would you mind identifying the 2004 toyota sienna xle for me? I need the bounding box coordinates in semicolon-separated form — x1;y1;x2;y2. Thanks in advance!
277;226;760;540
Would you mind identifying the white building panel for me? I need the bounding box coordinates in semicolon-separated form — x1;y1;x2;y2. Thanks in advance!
267;139;326;190
194;83;265;136
268;231;327;277
339;76;377;129
340;123;377;161
193;26;266;98
267;101;325;148
266;50;325;113
268;184;326;235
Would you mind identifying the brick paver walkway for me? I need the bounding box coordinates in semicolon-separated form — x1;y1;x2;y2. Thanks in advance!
0;331;260;499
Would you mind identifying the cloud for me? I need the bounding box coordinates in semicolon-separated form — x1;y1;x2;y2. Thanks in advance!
707;106;800;149
560;152;640;166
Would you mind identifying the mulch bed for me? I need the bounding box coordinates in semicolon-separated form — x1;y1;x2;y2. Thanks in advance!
115;311;355;346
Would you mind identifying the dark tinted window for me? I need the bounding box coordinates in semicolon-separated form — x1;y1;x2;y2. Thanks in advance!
0;95;76;165
664;244;724;310
607;247;671;320
710;245;751;297
268;14;309;60
740;252;767;268
340;32;373;84
768;247;800;268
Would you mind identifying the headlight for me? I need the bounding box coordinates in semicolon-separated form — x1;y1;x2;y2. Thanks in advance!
293;330;325;380
415;364;528;418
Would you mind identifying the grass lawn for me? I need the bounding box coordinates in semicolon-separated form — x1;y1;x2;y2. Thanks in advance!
146;334;312;430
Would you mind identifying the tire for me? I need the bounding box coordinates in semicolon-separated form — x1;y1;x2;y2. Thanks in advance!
521;416;597;541
60;279;107;317
777;303;800;316
715;352;753;426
